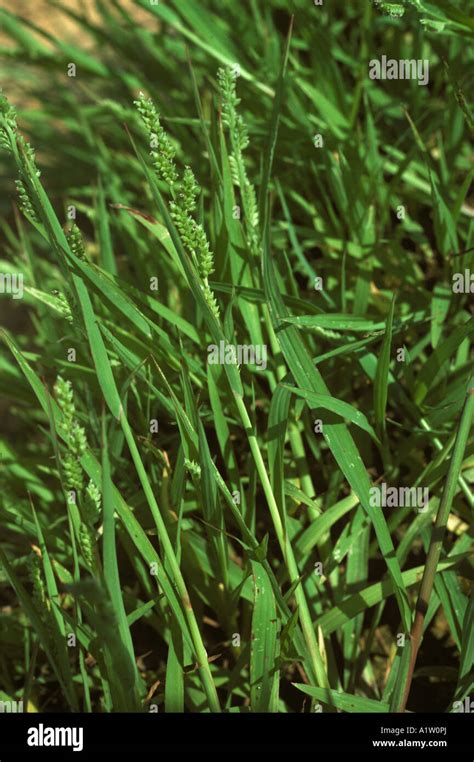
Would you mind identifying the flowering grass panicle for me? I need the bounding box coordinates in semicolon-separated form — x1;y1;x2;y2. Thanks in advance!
180;166;199;213
84;479;102;525
135;93;220;313
170;202;215;279
0;91;18;151
27;552;48;615
217;67;259;254
134;92;178;187
66;224;87;260
15;179;39;221
0;97;41;219
217;67;249;152
51;290;74;324
79;522;96;571
54;377;87;494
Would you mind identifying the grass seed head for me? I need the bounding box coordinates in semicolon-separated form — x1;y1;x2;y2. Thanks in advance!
54;376;76;421
134;92;178;187
15;179;39;221
217;67;249;152
180;166;199;213
66;224;87;260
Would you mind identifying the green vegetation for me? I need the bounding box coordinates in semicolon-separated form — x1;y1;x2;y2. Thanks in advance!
0;0;472;713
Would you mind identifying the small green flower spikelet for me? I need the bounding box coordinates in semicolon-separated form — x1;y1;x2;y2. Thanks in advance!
185;458;201;479
373;1;406;16
134;92;178;187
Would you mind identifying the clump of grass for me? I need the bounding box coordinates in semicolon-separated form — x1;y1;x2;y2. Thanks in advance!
0;0;472;715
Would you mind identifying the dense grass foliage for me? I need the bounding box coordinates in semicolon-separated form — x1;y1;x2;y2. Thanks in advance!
0;0;473;714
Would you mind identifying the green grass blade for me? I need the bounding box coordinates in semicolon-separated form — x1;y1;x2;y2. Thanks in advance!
250;561;279;712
